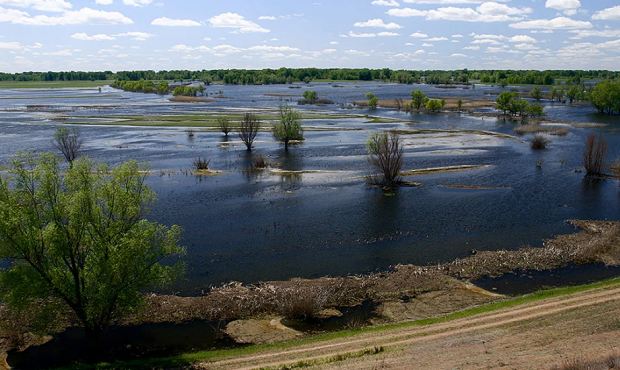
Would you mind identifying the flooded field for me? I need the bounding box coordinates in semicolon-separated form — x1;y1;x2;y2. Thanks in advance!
1;82;619;293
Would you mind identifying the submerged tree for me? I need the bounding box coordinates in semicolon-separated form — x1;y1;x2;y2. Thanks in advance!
530;86;543;101
583;134;607;176
425;99;444;113
0;154;184;337
366;92;378;110
238;113;260;151
367;131;403;188
590;80;620;115
496;91;517;117
273;106;304;151
53;127;82;165
410;90;428;112
302;90;318;103
218;117;232;137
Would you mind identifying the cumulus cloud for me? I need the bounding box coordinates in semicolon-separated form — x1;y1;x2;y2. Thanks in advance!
510;35;536;43
387;2;532;22
545;0;580;16
71;32;115;41
123;0;153;6
510;16;592;30
410;32;429;38
371;0;399;7
151;17;200;27
0;0;71;12
0;6;133;25
346;31;399;37
592;5;620;20
354;18;401;29
208;12;269;33
95;0;113;4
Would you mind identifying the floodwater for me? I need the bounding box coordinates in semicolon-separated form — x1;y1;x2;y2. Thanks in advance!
1;82;619;294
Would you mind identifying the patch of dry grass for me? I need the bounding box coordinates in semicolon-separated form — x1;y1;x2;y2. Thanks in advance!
552;352;620;370
515;124;569;136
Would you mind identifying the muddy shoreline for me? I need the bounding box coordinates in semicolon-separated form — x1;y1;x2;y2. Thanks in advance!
3;220;618;367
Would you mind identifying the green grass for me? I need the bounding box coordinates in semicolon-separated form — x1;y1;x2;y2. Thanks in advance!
67;276;620;370
0;80;113;89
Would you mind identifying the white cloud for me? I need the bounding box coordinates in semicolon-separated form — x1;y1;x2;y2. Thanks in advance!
569;29;620;39
387;2;532;22
463;45;480;50
71;32;115;41
354;18;401;29
258;16;277;20
0;41;22;50
592;6;620;21
95;0;113;4
0;0;71;12
545;0;580;16
0;7;133;25
425;36;448;41
403;0;483;3
451;53;467;57
510;16;592;30
347;31;399;37
247;45;300;52
410;32;428;38
123;0;153;6
510;35;536;43
209;12;269;33
452;34;463;38
371;0;399;6
151;17;200;27
115;31;153;41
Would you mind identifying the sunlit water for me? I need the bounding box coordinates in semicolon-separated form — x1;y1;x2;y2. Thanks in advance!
1;82;619;293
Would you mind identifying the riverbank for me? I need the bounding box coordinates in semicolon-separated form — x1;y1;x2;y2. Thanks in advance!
2;220;619;367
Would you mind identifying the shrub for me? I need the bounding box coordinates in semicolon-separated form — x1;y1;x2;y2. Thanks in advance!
302;90;317;103
411;90;428;111
218;117;231;136
425;99;444;113
367;131;403;188
531;135;549;150
53;127;82;164
583;134;607;176
273;105;304;151
193;157;210;170
366;93;378;110
238;113;260;151
253;154;269;169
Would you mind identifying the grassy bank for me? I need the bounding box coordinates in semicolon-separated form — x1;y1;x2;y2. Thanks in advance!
0;80;113;89
75;276;620;369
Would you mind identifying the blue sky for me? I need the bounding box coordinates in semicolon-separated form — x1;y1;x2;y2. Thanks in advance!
0;0;619;72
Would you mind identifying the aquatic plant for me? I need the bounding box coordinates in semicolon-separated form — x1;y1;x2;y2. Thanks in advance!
273;105;304;151
238;113;260;151
253;154;269;169
531;135;549;150
53;127;82;165
193;157;210;170
583;134;607;176
367;131;403;188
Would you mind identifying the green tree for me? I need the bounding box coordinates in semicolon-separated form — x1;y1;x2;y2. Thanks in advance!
566;85;580;104
425;99;444;113
366;92;378;110
0;154;184;336
410;90;427;112
590;80;620;115
273;106;304;151
303;90;318;103
530;86;543;101
496;91;517;116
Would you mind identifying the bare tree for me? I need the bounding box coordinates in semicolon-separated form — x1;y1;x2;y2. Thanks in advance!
238;113;260;151
53;127;82;164
367;131;404;188
583;134;607;176
218;117;231;137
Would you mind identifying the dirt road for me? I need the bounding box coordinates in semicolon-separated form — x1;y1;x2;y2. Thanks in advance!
196;285;620;369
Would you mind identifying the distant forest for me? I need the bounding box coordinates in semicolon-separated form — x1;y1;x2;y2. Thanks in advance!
1;69;619;86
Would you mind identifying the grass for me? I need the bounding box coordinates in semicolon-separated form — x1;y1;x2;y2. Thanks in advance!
65;112;361;128
260;346;385;370
0;80;113;89
66;276;620;370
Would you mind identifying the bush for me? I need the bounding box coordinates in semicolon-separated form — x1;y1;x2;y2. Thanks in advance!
591;80;620;115
583;134;607;176
367;131;403;188
366;93;378;110
273;106;304;151
411;90;428;111
53;127;82;164
531;135;549;150
425;99;444;113
238;113;260;151
303;90;317;103
218;117;231;136
253;155;269;169
193;157;210;170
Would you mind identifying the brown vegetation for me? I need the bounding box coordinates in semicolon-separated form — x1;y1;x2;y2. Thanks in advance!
515;124;569;136
238;113;260;151
583;134;608;176
367;131;404;188
531;135;549;150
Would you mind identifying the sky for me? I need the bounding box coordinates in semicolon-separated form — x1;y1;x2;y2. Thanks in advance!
0;0;619;72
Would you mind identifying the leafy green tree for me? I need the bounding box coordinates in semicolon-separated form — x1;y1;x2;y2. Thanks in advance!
366;93;378;110
590;80;620;115
425;99;444;113
0;154;184;336
527;103;544;118
566;85;581;104
530;86;543;101
496;91;517;116
410;90;427;112
303;90;317;103
273;106;304;151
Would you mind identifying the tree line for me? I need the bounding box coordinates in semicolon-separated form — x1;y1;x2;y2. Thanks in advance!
2;69;620;86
